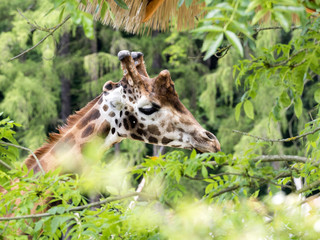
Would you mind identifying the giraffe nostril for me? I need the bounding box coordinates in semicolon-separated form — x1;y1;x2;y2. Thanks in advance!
205;131;216;140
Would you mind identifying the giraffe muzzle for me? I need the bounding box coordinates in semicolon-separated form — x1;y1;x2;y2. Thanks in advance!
193;131;221;153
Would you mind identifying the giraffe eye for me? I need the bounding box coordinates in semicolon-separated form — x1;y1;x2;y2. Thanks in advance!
139;103;160;115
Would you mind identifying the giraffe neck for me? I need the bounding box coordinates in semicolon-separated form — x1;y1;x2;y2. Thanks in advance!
24;94;122;173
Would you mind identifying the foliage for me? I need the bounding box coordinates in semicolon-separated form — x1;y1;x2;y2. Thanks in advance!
0;113;20;175
1;149;320;239
1;0;320;239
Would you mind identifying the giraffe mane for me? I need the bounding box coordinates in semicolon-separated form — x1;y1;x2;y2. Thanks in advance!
24;94;102;171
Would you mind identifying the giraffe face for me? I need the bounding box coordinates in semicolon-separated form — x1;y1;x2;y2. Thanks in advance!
99;51;220;153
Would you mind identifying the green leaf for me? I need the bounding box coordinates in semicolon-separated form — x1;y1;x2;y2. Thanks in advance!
34;219;44;232
294;97;303;118
100;1;108;19
203;33;223;60
193;25;224;33
315;89;320;103
235;102;243;121
251;9;268;25
246;0;261;12
279;91;291;107
205;183;214;194
201;165;208;178
113;0;129;10
273;11;290;32
50;216;60;234
244;100;254;119
58;6;65;22
230;21;253;40
190;149;197;159
225;31;243;57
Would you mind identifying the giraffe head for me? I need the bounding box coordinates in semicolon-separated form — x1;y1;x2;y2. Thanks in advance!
100;50;220;153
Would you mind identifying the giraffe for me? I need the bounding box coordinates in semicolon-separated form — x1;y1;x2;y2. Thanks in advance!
23;50;220;174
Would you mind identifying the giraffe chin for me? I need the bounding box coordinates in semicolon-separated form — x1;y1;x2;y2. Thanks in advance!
192;143;221;153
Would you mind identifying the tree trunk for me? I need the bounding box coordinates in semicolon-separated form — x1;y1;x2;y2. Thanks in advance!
59;32;71;121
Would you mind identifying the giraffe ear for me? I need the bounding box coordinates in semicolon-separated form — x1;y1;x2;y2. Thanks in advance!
110;100;124;111
154;70;176;96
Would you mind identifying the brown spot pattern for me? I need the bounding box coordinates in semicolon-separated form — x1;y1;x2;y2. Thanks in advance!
137;128;147;136
64;133;75;145
148;125;160;135
123;119;129;130
128;115;138;128
105;83;113;90
81;124;95;138
109;111;115;117
103;105;109;111
98;120;110;138
131;133;144;141
77;109;101;129
166;123;174;132
148;136;158;144
162;137;173;145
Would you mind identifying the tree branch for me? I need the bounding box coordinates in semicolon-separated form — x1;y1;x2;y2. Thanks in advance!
296;180;320;194
268;49;308;67
9;15;70;61
0;192;141;221
17;9;53;33
253;155;309;163
213;25;302;59
0;159;12;170
232;127;320;142
211;185;240;198
0;141;45;174
254;25;301;33
187;172;293;190
206;155;310;167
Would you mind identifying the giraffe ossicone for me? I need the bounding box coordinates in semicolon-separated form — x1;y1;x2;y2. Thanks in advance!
24;50;220;173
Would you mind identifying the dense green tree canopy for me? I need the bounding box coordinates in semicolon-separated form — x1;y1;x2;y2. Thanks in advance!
0;0;320;239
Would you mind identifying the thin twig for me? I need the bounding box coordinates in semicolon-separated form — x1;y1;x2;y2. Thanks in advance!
232;127;320;142
300;192;320;205
269;49;308;67
187;172;293;190
0;141;45;174
296;180;320;194
9;15;71;61
214;44;232;58
254;25;301;33
17;9;52;33
212;26;301;59
206;155;310;167
211;185;240;198
291;59;307;68
252;155;309;163
0;159;12;170
0;192;141;221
